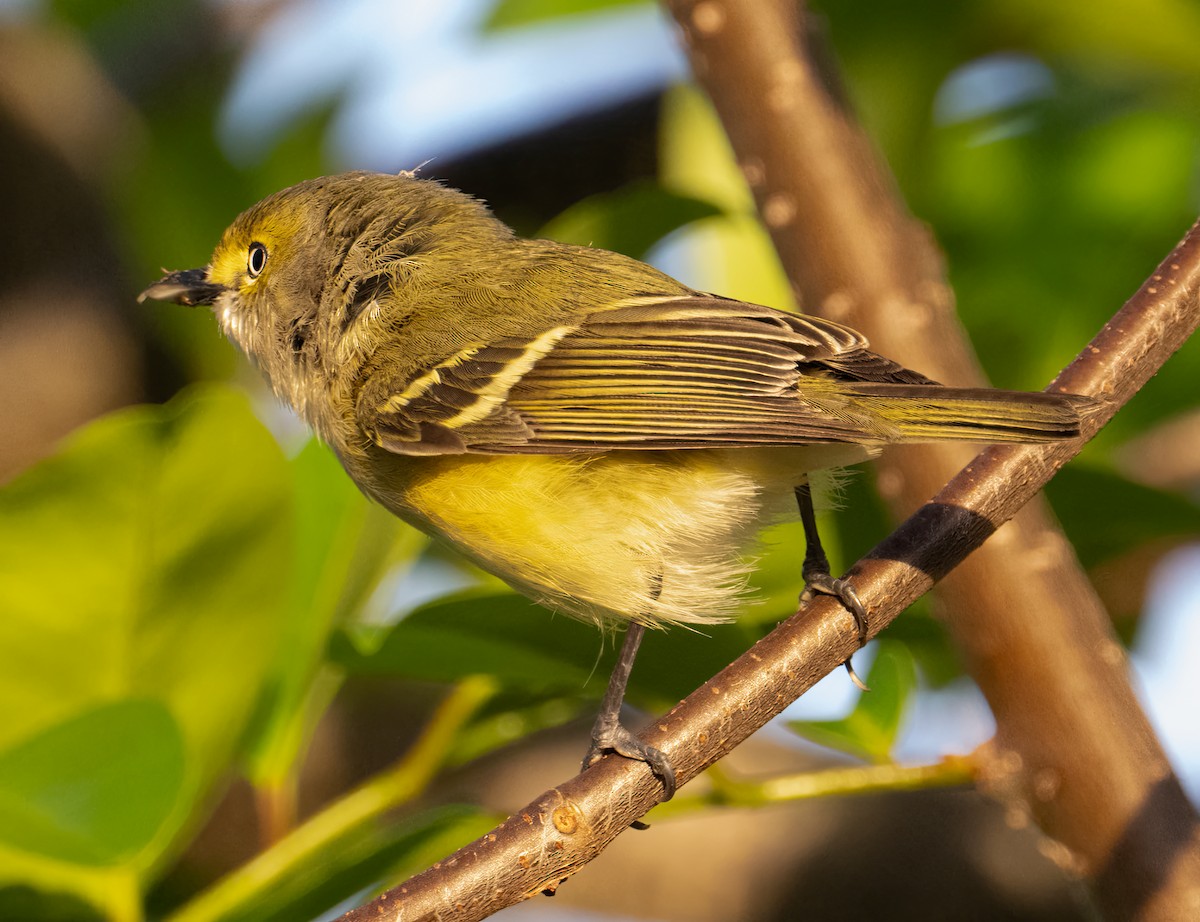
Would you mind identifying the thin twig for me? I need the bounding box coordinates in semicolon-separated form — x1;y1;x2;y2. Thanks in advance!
648;756;975;820
172;677;497;922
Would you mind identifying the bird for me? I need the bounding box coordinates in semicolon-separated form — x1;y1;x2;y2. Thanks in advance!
141;170;1090;798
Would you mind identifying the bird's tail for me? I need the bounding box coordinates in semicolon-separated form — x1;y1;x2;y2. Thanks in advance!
843;384;1095;443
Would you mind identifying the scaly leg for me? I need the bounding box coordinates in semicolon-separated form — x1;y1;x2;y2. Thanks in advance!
795;481;869;691
582;622;676;799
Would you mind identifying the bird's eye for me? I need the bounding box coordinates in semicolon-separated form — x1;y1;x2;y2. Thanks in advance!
247;242;268;279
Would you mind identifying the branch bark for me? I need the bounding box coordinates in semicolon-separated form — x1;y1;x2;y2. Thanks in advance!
338;3;1200;919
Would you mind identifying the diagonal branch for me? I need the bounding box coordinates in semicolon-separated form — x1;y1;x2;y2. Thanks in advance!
341;216;1200;919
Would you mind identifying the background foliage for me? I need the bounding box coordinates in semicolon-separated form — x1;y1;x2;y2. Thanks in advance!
0;0;1197;919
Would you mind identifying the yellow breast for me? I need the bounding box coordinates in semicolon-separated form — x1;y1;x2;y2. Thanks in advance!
377;445;873;628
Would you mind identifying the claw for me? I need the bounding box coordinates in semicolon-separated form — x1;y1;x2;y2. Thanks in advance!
584;721;677;800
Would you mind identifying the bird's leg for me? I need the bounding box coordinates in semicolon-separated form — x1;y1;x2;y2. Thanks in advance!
583;621;677;799
795;481;870;691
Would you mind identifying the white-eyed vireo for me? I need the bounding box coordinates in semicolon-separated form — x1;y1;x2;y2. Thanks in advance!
141;171;1089;796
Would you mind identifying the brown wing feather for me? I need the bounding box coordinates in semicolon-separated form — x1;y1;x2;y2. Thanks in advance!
366;296;932;455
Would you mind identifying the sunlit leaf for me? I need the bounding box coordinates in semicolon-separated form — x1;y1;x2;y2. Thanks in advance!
0;386;290;898
484;0;650;31
176;806;496;922
539;180;721;259
332;591;757;711
241;440;427;788
787;642;917;762
0;701;183;866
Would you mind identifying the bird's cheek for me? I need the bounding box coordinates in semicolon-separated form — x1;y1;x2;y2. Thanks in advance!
214;290;255;353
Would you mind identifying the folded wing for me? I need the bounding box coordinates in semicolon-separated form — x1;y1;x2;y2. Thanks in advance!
362;296;1081;456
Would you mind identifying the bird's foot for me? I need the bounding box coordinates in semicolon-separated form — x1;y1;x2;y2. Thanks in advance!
802;572;870;691
583;716;676;802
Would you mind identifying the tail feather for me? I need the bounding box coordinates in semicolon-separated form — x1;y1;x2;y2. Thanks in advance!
845;384;1094;443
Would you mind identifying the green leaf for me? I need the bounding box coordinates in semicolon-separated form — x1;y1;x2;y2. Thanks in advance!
787;642;917;763
241;440;427;788
446;693;590;766
626;620;761;707
333;591;758;711
193;806;496;922
483;0;650;31
332;593;602;692
0;885;104;922
1045;464;1200;568
996;0;1200;77
0;386;290;896
0;701;183;866
538;180;722;260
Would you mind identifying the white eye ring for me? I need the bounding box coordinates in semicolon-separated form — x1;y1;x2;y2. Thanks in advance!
247;242;268;279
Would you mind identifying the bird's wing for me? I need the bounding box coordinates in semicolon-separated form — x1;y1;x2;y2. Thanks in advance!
363;295;935;455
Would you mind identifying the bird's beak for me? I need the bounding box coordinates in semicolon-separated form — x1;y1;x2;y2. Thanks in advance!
138;268;225;307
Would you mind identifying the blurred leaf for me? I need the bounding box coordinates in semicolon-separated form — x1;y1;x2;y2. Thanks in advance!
233;90;340;190
0;386;290;899
172;805;496;922
787;642;917;762
742;519;808;625
333;591;757;711
447;692;591;766
0;886;104;922
250;806;497;922
991;0;1200;76
1046;465;1200;568
46;0;206;82
877;612;960;688
658;84;797;308
333;593;602;692
1067;111;1197;226
241;441;427;788
484;0;650;31
539;180;722;260
0;701;183;866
